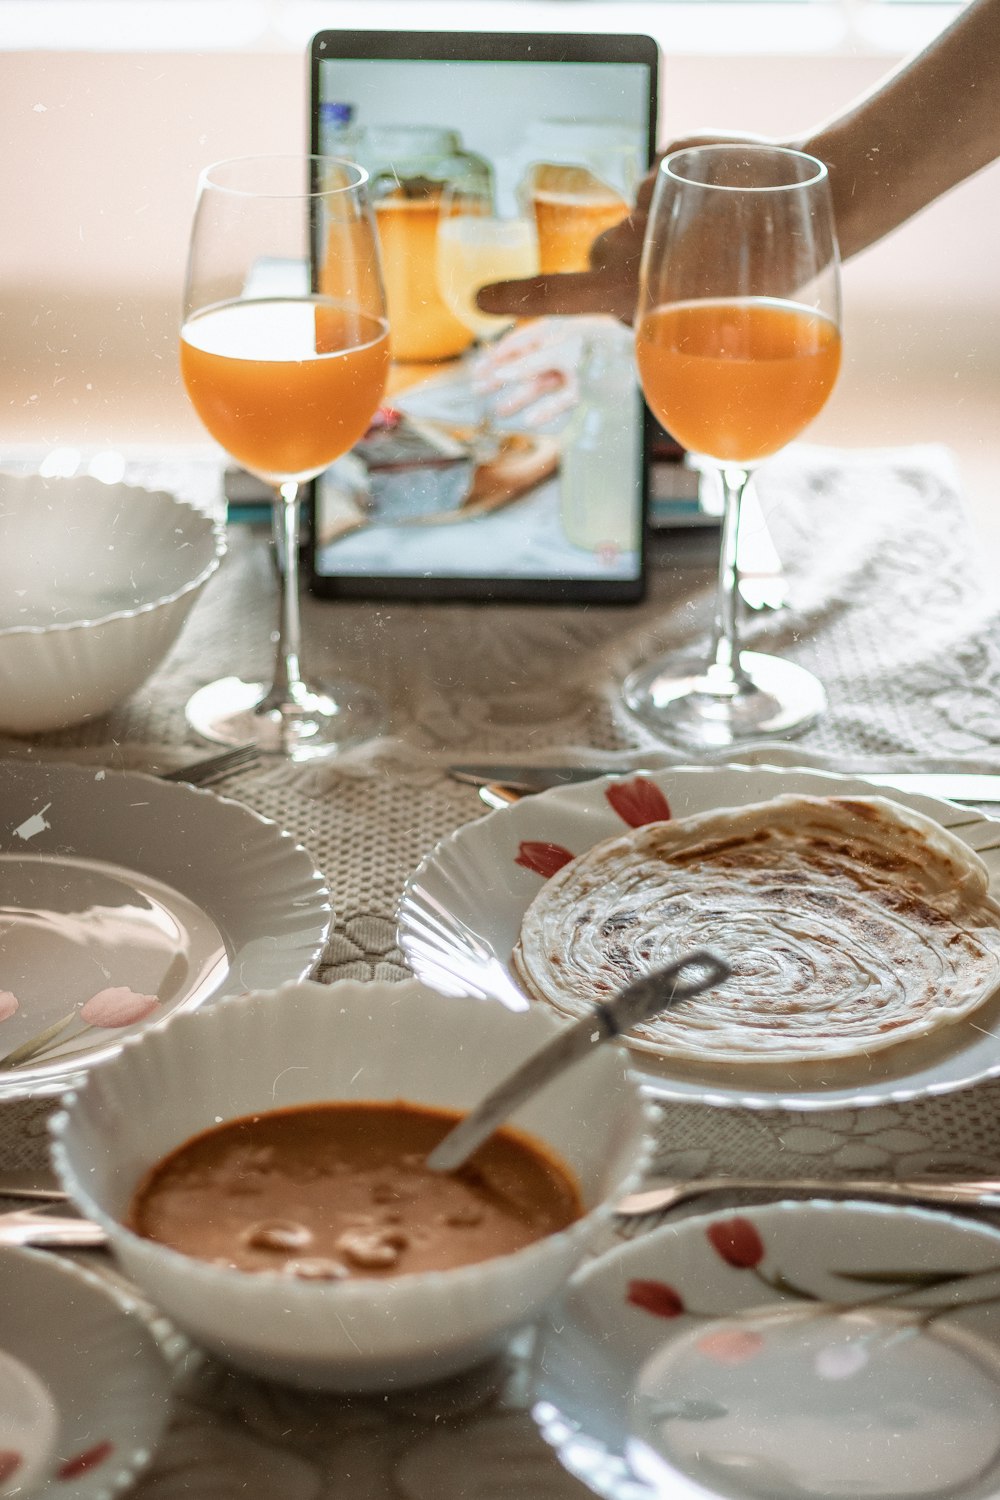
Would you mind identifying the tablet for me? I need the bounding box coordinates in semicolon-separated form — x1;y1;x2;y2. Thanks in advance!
307;29;658;603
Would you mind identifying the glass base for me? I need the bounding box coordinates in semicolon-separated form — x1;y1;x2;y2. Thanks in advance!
622;650;826;752
186;676;389;763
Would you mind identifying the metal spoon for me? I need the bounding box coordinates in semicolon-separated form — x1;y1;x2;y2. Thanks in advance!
425;950;731;1174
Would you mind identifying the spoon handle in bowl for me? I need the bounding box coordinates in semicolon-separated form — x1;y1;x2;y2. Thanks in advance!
426;950;730;1174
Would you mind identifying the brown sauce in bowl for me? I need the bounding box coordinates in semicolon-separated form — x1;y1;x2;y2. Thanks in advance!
127;1100;583;1280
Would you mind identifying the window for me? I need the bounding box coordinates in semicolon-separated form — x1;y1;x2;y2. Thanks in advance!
0;0;965;55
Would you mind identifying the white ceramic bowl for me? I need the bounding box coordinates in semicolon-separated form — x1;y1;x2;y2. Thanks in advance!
0;473;224;733
51;979;652;1393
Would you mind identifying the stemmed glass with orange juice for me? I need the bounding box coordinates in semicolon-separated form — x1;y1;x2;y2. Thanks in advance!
437;209;538;344
435;188;539;455
623;145;841;749
179;155;390;759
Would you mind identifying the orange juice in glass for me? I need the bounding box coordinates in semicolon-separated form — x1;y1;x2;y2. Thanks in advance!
636;298;841;464
527;163;629;275
180;299;390;484
362;126;492;364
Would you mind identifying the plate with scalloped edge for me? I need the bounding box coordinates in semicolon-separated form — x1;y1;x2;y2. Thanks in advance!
0;760;331;1102
397;763;1000;1110
529;1198;1000;1500
0;1244;190;1500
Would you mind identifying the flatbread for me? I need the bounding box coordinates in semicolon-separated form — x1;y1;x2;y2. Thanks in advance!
512;794;1000;1065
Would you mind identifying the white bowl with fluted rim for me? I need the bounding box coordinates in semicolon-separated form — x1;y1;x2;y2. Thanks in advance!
51;979;653;1393
0;473;224;733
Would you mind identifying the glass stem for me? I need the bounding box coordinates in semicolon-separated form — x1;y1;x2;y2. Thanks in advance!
469;331;506;462
259;481;306;712
707;465;751;688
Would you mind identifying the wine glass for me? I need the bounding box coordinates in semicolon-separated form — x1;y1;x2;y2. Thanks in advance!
179;154;390;759
623;144;842;749
436;209;538;342
435;191;538;452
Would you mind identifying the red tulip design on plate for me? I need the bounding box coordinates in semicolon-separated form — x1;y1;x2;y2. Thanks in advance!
515;841;576;879
0;1452;23;1486
514;778;672;881
57;1440;114;1480
707;1217;766;1270
0;986;160;1070
626;1224;767;1332
625;1212;1000;1354
627;1220;767;1325
605;778;671;828
79;988;160;1028
626;1279;685;1318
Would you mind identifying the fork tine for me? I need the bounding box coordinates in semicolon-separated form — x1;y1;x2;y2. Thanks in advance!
160;744;260;786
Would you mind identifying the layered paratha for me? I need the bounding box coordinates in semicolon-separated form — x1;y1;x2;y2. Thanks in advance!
513;794;1000;1064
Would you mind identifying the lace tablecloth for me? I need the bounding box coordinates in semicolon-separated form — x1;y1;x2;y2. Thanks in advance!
4;441;1000;1498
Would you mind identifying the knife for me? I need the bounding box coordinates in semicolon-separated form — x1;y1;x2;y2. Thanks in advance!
0;1208;107;1249
447;763;1000;805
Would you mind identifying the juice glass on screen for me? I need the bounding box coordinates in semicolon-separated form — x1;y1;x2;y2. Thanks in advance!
527;163;629;275
436;213;539;341
623;145;842;750
434;191;539;455
179;155;390;760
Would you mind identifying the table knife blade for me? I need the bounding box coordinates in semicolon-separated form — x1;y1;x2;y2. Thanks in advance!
447;764;1000;805
449;764;612;792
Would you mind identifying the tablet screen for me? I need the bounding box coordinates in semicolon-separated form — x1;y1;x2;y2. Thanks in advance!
309;31;657;602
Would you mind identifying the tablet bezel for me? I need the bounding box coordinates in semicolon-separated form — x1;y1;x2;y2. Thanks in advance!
307;28;659;605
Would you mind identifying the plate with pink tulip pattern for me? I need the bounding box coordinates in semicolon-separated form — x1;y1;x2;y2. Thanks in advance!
0;1244;189;1499
0;760;330;1101
530;1199;1000;1500
397;764;1000;1110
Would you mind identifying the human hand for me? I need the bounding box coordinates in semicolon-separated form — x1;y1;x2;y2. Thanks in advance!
473;317;620;427
475;199;646;324
476;132;777;325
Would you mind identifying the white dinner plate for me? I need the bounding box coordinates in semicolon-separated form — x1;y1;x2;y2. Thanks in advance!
0;760;331;1101
0;1244;186;1499
397;764;1000;1109
530;1199;1000;1500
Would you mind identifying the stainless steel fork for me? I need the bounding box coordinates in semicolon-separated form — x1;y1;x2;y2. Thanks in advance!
159;743;260;786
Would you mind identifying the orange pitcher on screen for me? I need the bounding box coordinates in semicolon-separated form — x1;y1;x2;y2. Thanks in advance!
374;188;472;362
361;126;492;364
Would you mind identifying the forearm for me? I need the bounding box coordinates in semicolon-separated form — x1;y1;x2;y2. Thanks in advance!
477;0;1000;319
798;0;1000;258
